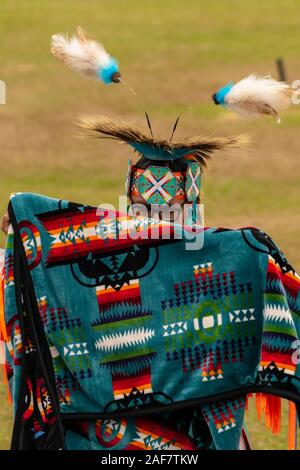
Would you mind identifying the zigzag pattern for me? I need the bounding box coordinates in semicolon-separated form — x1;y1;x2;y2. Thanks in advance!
91;304;152;326
137;433;178;450
266;278;285;296
286;292;300;316
263;304;293;324
100;353;157;376
262;332;297;351
52;223;88;246
95;328;155;352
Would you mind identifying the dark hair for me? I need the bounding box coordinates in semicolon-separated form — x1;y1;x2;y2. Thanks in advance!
134;156;189;172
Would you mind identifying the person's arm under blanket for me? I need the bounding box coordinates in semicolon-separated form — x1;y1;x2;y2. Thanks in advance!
1;213;9;235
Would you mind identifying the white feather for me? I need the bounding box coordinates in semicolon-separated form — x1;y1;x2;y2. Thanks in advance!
225;75;292;123
51;26;116;81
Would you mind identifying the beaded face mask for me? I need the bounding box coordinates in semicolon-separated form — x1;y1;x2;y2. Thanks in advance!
127;160;201;207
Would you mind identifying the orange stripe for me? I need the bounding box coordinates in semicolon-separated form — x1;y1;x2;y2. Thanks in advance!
97;284;139;296
288;401;297;450
114;384;152;395
260;361;296;372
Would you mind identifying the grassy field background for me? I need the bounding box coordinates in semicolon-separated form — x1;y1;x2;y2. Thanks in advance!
1;0;300;450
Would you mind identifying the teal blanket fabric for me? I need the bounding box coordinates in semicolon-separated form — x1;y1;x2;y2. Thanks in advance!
3;193;300;450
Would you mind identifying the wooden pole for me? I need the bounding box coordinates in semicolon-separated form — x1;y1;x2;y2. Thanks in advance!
276;58;287;82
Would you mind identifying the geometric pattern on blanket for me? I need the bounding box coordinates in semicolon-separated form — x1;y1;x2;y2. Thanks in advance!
2;193;300;450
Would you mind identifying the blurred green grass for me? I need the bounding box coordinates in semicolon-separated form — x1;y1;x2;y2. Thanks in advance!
1;0;300;449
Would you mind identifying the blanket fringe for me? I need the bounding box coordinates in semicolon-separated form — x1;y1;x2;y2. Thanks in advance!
255;393;281;435
288;401;297;450
254;393;298;449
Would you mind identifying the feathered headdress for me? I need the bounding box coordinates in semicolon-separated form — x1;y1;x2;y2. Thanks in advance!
79;116;247;166
212;75;292;123
51;26;120;84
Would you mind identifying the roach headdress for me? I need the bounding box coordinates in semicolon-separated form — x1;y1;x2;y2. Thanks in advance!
79;116;246;207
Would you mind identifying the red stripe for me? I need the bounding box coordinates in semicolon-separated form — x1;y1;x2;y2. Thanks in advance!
112;372;151;392
268;261;300;298
46;234;173;265
282;275;300;298
261;351;295;366
46;238;136;260
39;209;99;230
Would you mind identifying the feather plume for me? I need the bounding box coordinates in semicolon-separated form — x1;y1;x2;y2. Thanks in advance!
78;116;247;166
51;26;120;84
213;75;292;123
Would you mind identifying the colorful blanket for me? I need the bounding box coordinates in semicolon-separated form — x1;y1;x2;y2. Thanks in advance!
2;192;300;450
